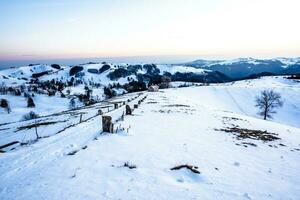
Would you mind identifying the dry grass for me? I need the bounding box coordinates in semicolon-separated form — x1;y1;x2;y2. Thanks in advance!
216;126;280;142
171;164;201;174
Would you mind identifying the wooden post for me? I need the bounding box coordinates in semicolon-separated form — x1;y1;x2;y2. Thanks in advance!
114;103;118;109
126;105;132;115
34;119;39;140
134;104;138;109
123;101;126;106
102;116;113;133
79;114;83;123
121;111;124;121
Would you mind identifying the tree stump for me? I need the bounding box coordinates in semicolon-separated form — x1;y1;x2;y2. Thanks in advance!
98;109;103;115
134;104;138;109
126;105;132;115
102;116;113;133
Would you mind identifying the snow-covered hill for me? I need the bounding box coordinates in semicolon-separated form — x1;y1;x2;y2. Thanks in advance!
0;63;213;85
0;76;299;199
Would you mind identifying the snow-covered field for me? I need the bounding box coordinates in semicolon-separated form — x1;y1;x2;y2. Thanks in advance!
0;76;299;200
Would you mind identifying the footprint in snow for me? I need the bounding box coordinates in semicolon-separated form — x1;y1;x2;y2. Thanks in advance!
234;161;240;167
171;168;202;183
243;193;252;200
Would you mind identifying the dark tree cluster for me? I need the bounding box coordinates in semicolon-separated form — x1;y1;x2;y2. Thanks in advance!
22;111;39;121
87;68;99;74
51;64;61;70
123;81;147;93
69;66;84;76
107;68;132;80
143;64;160;75
99;64;110;73
104;86;116;98
32;71;49;78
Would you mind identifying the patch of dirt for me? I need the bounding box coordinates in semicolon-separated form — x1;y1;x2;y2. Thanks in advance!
152;108;195;115
65;149;79;156
123;162;137;169
146;101;158;104
171;164;201;174
153;109;172;114
163;104;190;108
215;126;280;142
241;142;257;147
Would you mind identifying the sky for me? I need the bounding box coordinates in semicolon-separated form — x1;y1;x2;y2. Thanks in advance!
0;0;300;65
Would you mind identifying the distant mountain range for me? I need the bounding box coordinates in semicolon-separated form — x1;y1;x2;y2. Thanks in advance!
0;58;299;88
183;57;300;79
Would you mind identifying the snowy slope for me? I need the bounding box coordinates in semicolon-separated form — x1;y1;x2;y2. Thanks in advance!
0;76;299;199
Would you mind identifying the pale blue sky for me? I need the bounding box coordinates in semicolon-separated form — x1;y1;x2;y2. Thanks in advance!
0;0;299;62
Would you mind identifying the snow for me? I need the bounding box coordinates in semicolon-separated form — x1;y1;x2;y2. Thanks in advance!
157;65;209;74
0;76;300;199
0;94;70;124
274;57;300;68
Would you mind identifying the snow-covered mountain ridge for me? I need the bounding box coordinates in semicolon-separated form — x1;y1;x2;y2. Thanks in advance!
185;57;300;79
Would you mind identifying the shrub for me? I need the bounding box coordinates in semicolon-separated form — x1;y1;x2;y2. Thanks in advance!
69;98;76;109
0;99;11;113
22;111;39;121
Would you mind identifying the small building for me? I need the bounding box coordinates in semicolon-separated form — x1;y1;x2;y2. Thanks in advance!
148;85;159;92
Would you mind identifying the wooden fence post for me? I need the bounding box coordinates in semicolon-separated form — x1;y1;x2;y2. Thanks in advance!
102;116;113;133
114;103;118;109
79;114;83;123
121;111;124;121
34;119;39;140
134;104;138;109
126;105;132;115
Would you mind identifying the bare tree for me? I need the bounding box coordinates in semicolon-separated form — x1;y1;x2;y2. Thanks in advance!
255;90;283;120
